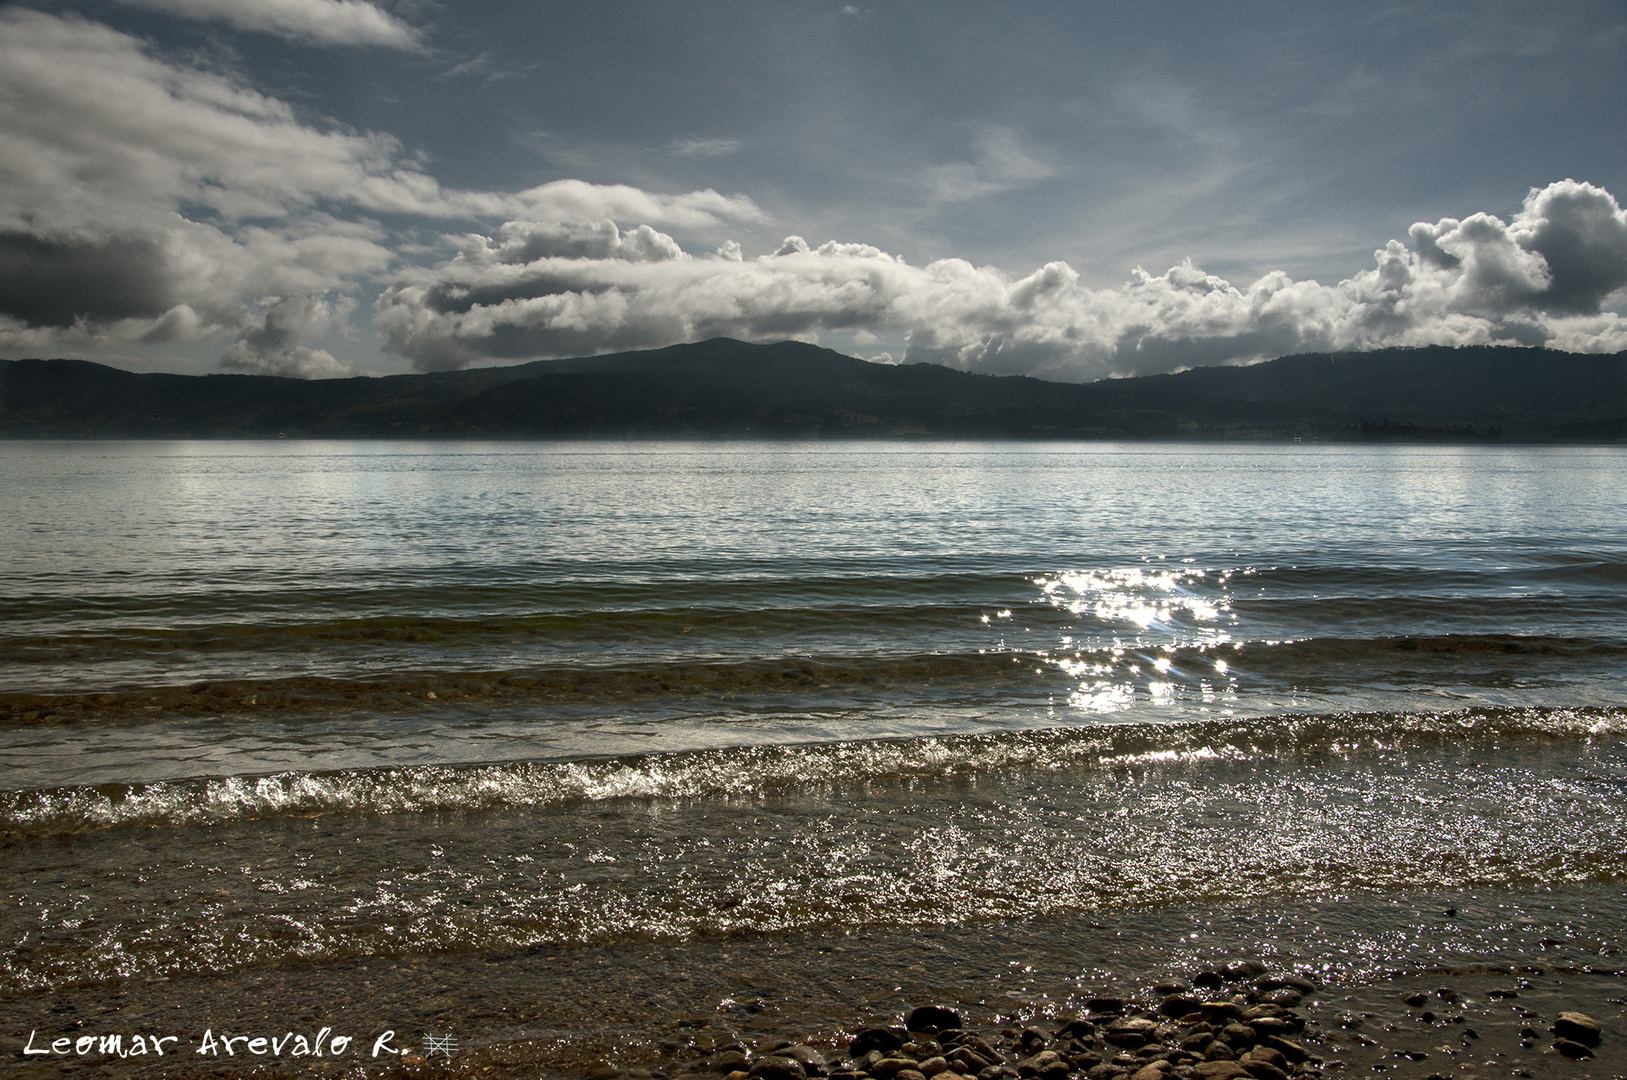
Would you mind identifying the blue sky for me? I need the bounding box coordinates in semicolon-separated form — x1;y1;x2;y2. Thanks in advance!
2;0;1625;378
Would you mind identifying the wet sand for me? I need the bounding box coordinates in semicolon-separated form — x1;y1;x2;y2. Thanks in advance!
6;890;1623;1080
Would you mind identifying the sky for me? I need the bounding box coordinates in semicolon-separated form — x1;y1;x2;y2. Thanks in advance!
2;0;1626;381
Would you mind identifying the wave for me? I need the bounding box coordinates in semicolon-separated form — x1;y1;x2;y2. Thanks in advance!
4;704;1622;835
0;630;1620;722
7;555;1625;653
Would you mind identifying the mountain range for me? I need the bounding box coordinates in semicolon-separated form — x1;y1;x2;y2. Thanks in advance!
3;339;1626;441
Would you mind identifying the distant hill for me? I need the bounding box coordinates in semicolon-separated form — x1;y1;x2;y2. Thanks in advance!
3;339;1626;441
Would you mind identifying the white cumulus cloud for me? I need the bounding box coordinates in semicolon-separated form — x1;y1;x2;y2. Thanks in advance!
112;0;421;49
376;180;1627;376
0;9;760;375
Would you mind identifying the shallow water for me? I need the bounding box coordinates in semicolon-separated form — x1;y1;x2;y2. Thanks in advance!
2;440;1625;1026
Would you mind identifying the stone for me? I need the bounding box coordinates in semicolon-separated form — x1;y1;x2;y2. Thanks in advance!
1222;961;1267;981
749;1058;808;1080
588;1066;623;1080
1202;1041;1235;1061
1399;993;1427;1007
1108;1018;1158;1037
1553;1011;1602;1047
778;1047;828;1076
1016;1051;1060;1077
963;1036;1001;1061
1087;998;1127;1014
873;1060;922;1079
1238;1048;1285;1071
1553;1038;1594;1060
1198;1002;1244;1024
852;1031;906;1058
1055;1019;1096;1040
1253;976;1313;995
1103;1021;1154;1049
1262;990;1301;1008
1260;1037;1308;1064
1219;1023;1255;1047
1192;971;1224;990
907;1007;963;1034
1192;1063;1251;1080
1084;1067;1121;1080
1130;1065;1169;1080
1238;1062;1287;1080
919;1058;949;1077
715;1052;751;1073
1245;1018;1290;1038
1159;995;1203;1017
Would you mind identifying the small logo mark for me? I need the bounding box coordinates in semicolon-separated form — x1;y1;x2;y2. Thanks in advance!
422;1033;459;1058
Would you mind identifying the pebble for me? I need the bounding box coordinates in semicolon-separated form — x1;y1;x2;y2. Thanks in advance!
748;1057;807;1080
1553;1038;1594;1060
619;962;1613;1080
1190;1062;1249;1079
715;1050;751;1072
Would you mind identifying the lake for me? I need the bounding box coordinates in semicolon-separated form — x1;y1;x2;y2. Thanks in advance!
2;440;1624;1066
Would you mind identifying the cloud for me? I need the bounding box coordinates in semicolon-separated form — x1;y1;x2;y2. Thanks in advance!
0;231;174;327
926;128;1053;203
112;0;421;49
219;293;355;376
4;9;1624;383
670;137;743;158
376;180;1627;377
0;9;760;374
440;49;497;78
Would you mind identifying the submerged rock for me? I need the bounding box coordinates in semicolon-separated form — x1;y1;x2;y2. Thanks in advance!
1223;961;1267;981
907;1006;963;1034
851;1029;906;1057
1158;994;1202;1017
1553;1010;1602;1047
714;1051;751;1072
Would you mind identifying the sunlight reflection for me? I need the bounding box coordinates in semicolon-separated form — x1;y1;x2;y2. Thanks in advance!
1030;564;1244;715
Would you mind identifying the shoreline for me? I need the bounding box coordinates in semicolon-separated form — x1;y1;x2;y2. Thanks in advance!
5;889;1623;1079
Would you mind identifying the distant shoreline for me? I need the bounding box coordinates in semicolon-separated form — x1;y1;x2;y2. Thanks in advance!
3;340;1625;443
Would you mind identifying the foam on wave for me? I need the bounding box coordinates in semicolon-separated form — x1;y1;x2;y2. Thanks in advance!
4;705;1622;835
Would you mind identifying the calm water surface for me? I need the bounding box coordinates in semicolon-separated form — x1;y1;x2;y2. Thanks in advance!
1;441;1625;1002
